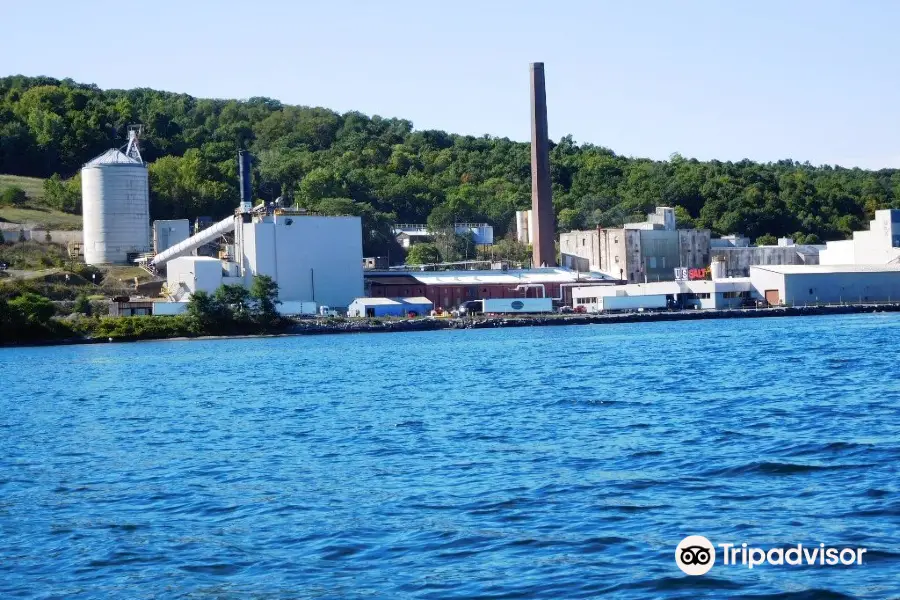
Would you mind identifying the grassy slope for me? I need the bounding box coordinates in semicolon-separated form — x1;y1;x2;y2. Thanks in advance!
0;174;83;230
0;174;45;200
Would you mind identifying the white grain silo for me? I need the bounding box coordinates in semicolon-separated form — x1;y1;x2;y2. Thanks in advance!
81;127;151;265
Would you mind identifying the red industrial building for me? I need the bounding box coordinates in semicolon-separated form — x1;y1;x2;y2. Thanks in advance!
365;268;616;311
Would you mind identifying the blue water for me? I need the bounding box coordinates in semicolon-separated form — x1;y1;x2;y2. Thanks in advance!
2;314;899;599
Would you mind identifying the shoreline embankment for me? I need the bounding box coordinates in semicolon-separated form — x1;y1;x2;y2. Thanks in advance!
3;303;899;348
284;303;900;335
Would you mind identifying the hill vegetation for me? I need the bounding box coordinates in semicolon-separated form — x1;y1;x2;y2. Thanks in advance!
3;75;900;256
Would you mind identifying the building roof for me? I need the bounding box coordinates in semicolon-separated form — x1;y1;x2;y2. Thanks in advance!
751;264;900;275
383;267;615;286
365;275;421;286
84;148;143;167
351;297;403;306
350;296;434;307
572;278;753;296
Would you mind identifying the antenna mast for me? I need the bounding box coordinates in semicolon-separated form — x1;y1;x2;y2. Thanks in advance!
124;124;144;163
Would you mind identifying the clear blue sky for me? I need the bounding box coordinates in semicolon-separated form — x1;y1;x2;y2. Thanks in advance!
2;0;899;169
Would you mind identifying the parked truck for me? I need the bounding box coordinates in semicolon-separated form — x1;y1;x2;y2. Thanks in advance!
597;294;667;312
482;298;554;314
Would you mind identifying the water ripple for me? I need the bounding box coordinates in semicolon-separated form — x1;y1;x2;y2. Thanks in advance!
1;314;899;598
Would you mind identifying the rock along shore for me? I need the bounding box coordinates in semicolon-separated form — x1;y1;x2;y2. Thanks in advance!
284;303;900;336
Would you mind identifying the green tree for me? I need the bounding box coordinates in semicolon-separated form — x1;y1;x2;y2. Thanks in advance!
406;243;442;265
43;173;81;213
557;208;584;232
73;294;91;315
8;292;56;323
186;290;224;330
0;186;27;207
755;234;778;246
214;284;251;318
249;275;280;323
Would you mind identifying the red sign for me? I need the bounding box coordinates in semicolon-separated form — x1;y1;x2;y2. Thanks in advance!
688;268;710;281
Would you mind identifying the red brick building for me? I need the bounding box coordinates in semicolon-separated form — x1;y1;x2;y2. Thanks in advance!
365;268;616;311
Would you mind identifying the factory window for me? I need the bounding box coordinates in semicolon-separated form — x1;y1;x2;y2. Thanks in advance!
582;239;586;247
614;236;619;244
809;288;814;295
682;293;711;300
723;291;751;299
615;255;620;263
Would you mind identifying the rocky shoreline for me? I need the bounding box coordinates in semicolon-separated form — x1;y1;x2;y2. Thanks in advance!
4;303;899;348
284;303;900;335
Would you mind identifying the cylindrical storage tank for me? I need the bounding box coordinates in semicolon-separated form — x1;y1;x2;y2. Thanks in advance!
82;150;151;265
710;257;726;280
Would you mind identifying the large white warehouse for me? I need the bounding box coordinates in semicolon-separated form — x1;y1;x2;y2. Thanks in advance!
237;213;364;307
81;131;151;265
158;210;364;310
749;264;900;306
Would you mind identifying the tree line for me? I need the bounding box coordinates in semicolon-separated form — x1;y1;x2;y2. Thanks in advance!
0;274;284;345
3;75;900;255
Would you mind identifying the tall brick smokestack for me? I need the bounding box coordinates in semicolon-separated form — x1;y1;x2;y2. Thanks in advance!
530;62;556;267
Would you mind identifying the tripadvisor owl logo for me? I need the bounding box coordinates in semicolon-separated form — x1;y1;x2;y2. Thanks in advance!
675;535;716;575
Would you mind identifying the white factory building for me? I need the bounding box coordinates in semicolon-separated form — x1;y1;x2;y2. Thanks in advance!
819;209;900;265
156;209;364;312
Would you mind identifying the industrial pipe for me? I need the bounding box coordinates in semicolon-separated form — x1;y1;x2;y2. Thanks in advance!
150;215;236;267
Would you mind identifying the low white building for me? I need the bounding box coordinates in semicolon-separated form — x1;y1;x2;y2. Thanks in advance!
749;264;900;306
571;278;754;311
166;256;242;301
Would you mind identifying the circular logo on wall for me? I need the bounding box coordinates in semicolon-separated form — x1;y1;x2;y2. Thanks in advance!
675;535;716;575
511;300;525;310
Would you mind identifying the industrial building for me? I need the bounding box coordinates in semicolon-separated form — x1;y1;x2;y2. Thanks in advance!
749;264;900;306
820;209;900;265
571;278;754;311
710;237;820;277
366;267;614;310
560;207;711;282
147;150;364;310
152;219;191;254
393;223;494;248
156;211;364;309
347;297;433;318
81;127;151;265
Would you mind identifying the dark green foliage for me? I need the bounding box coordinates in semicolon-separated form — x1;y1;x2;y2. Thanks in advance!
249;275;280;324
2;75;900;249
406;243;442;265
0;186;27;206
73;294;91;315
8;292;55;323
213;284;251;317
185;290;224;330
42;173;81;213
